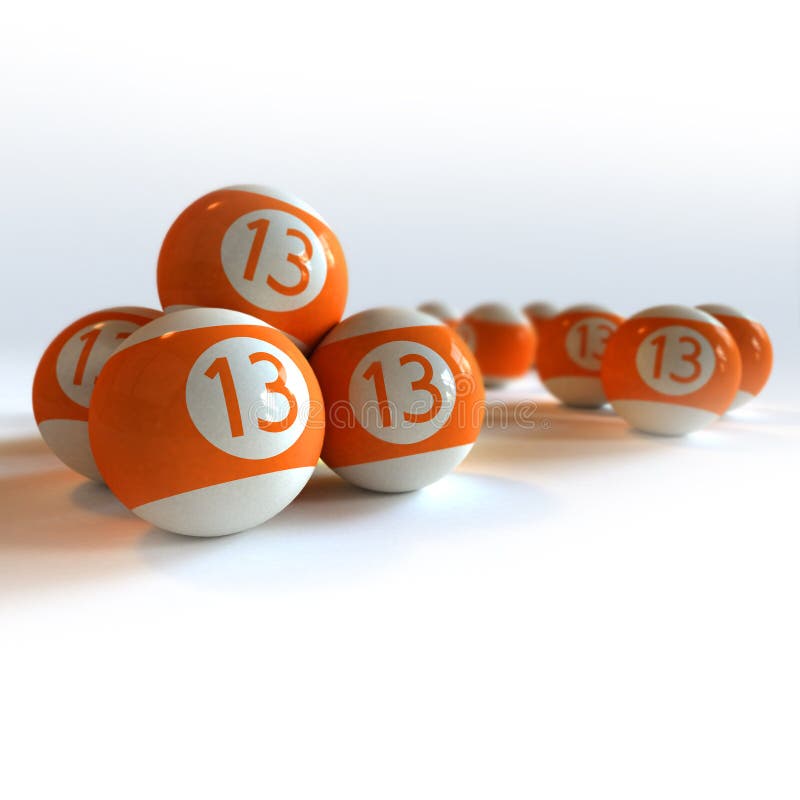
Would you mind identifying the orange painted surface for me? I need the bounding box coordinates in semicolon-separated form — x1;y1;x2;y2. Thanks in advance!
462;317;535;378
710;314;773;398
89;324;324;509
311;325;484;469
601;317;741;414
522;312;548;365
157;188;348;349
33;308;161;424
537;310;624;381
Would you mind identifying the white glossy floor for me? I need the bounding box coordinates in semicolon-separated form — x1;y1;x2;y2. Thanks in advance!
2;373;798;798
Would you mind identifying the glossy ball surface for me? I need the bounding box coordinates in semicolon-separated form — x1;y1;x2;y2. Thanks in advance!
157;185;348;353
456;303;535;387
89;308;324;536
32;306;162;480
537;304;624;407
311;307;484;492
601;305;742;435
697;304;773;410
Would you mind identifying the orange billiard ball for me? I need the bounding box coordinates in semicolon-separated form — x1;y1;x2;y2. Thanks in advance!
311;307;484;492
523;301;558;333
697;304;773;410
601;305;742;435
418;301;460;328
157;185;348;353
88;308;324;536
523;301;558;367
456;303;535;387
537;304;624;407
32;306;162;480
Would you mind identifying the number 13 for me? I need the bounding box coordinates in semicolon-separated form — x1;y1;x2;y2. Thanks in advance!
363;354;442;428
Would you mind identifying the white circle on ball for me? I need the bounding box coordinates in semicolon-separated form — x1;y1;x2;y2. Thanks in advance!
56;319;142;407
565;316;618;370
349;341;456;445
186;336;310;459
220;209;327;312
636;325;716;396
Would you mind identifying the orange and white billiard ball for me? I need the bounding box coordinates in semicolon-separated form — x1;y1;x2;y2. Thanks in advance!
523;301;558;367
418;301;460;328
537;304;624;407
697;304;773;410
601;305;742;435
88;308;324;536
157;185;348;353
456;303;535;387
523;301;558;333
32;306;162;480
310;307;484;492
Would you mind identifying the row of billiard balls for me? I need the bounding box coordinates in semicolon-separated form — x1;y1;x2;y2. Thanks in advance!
32;297;771;537
420;299;773;434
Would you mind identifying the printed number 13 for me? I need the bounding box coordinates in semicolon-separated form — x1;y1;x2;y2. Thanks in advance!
650;334;703;383
363;355;442;427
205;353;298;437
242;218;311;297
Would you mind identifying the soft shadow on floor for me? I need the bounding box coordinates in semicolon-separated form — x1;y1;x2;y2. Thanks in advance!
476;396;756;466
0;464;149;597
6;384;773;597
0;434;68;478
136;470;553;592
0;468;144;551
485;397;624;441
0;442;553;596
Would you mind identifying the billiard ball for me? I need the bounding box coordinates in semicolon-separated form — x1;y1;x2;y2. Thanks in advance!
456;303;535;387
88;307;324;536
697;304;773;410
157;185;348;353
601;305;742;435
523;301;558;366
418;301;460;328
310;307;484;492
32;306;162;480
523;301;558;332
537;304;624;407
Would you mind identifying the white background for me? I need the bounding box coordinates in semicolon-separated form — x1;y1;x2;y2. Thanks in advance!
1;1;799;798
